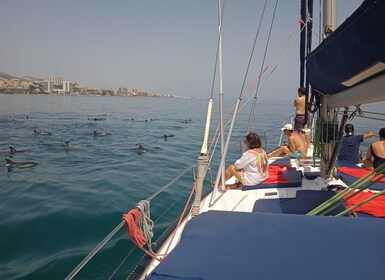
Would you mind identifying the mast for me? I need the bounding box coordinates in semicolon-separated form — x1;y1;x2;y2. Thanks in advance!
322;0;337;39
320;0;337;178
300;0;314;127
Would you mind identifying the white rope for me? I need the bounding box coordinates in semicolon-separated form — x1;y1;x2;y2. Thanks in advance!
136;200;155;252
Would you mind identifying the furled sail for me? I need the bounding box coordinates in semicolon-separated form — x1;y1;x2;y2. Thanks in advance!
307;0;385;107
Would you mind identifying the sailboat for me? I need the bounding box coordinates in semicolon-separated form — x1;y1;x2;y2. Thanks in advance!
66;0;385;279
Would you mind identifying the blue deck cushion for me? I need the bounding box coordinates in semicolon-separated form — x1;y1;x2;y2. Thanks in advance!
252;190;347;215
242;168;303;190
336;172;385;191
304;171;320;180
270;157;291;166
355;212;379;218
335;159;385;191
335;159;359;168
147;273;203;280
334;159;385;191
146;211;385;280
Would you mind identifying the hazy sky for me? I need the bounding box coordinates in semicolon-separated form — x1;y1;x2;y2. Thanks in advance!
1;0;363;100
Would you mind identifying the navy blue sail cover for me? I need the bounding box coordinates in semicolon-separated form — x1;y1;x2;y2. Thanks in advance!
146;211;385;280
307;0;385;94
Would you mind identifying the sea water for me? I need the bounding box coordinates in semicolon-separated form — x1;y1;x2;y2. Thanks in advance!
0;94;383;279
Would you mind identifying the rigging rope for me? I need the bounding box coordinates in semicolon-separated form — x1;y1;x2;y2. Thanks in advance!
162;181;197;259
348;105;364;120
209;0;226;100
238;0;268;101
65;165;194;280
338;109;385;122
245;0;279;137
207;17;310;156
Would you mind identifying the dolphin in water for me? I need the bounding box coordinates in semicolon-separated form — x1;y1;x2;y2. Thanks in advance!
133;145;148;154
88;118;106;121
9;147;31;154
131;145;161;154
182;119;192;123
164;134;175;141
12;118;24;123
4;158;37;169
33;130;51;135
64;141;72;148
137;145;147;152
93;130;110;136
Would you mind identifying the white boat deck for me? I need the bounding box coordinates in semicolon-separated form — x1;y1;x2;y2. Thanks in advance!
140;152;351;279
200;153;348;214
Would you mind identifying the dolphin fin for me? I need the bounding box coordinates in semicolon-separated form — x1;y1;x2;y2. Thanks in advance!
9;147;17;152
5;158;14;165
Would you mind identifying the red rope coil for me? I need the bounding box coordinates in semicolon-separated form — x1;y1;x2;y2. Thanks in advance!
122;209;146;248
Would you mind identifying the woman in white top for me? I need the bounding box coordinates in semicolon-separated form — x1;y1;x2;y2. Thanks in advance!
222;132;269;190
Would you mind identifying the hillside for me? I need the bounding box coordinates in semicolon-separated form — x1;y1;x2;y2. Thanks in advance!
0;71;43;82
0;71;19;80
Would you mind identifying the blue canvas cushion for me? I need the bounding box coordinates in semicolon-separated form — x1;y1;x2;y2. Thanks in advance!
335;159;359;168
242;168;303;190
304;171;320;180
148;211;385;280
252;190;347;216
270;157;291;166
335;159;385;191
146;272;203;280
336;172;385;191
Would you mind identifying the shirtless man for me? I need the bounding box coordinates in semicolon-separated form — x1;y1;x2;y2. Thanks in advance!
294;87;311;147
294;87;306;130
268;124;308;158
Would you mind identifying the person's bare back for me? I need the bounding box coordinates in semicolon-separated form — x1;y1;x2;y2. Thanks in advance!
288;132;307;156
372;141;385;158
268;124;308;158
294;95;306;115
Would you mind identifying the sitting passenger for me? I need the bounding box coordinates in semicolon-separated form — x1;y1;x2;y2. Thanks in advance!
338;124;374;164
268;124;307;158
363;127;385;170
221;132;269;190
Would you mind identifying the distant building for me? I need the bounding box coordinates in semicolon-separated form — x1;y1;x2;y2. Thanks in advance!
63;81;74;93
47;76;63;85
131;89;138;96
42;80;54;93
118;87;128;94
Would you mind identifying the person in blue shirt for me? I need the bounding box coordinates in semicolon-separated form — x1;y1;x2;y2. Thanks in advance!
338;124;374;164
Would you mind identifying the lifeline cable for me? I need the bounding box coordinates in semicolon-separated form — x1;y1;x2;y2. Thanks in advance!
65;165;193;280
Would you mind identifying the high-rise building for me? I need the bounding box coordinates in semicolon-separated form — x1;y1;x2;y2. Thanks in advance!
47;76;63;85
118;87;128;94
63;81;74;92
42;80;54;93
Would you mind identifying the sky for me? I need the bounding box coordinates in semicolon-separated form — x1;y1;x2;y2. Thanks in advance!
0;0;363;100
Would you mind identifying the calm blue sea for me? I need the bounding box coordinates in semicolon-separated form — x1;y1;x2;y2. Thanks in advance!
0;94;383;279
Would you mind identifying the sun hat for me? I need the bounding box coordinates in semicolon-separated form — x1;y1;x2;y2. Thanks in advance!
281;123;293;131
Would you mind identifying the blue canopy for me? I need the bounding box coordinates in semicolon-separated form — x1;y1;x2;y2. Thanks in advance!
307;0;385;94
